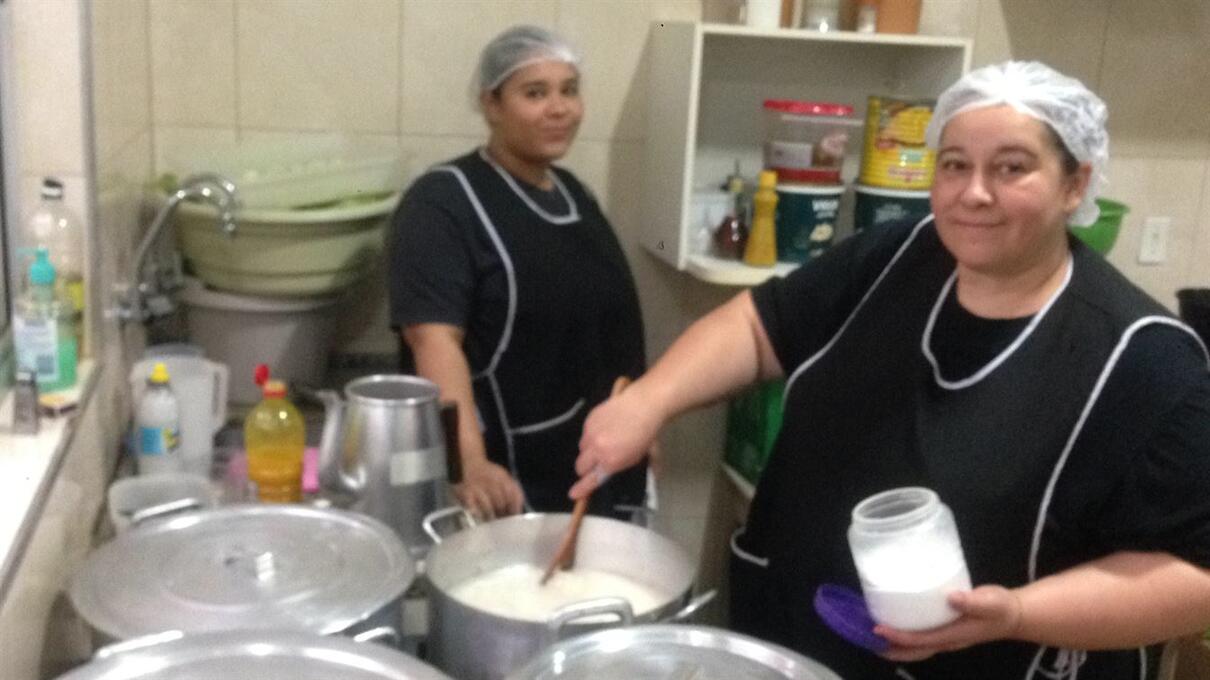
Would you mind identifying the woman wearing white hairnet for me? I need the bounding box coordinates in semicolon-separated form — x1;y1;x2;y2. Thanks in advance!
573;61;1210;679
388;25;647;519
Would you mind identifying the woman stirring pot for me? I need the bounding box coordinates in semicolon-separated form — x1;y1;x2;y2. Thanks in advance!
389;26;647;520
573;62;1210;678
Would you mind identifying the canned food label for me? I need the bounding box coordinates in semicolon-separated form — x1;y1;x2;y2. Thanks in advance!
861;96;937;190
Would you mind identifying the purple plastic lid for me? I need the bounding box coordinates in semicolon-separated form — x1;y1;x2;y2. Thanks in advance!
813;584;890;654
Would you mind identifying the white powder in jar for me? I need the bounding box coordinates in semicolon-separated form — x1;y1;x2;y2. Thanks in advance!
855;539;972;631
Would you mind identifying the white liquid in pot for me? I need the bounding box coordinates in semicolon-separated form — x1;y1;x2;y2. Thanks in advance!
449;563;665;622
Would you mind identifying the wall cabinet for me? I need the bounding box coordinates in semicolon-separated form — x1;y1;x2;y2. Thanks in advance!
641;21;971;286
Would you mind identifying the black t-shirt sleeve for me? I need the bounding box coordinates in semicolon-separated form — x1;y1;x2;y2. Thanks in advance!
751;221;919;374
1077;325;1210;567
387;173;475;330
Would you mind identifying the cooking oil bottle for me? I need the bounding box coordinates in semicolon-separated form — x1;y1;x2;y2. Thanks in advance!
743;170;779;267
244;365;305;503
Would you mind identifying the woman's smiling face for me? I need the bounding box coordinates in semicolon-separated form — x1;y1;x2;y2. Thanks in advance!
930;105;1090;277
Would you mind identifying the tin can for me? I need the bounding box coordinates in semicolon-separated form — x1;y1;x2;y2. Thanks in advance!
859;95;936;190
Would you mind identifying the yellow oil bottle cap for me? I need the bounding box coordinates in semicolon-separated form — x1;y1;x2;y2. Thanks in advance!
758;169;778;189
149;362;171;384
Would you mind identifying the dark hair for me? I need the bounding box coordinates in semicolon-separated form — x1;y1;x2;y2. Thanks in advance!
1044;124;1081;176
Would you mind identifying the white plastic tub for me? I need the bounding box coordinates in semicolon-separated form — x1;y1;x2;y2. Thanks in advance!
179;279;340;404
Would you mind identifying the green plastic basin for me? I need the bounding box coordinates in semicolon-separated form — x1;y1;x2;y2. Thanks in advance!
1073;198;1128;255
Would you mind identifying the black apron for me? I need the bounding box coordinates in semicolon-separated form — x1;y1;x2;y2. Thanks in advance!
731;219;1182;680
433;152;646;516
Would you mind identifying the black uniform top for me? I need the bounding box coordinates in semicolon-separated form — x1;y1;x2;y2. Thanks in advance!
388;150;646;515
731;217;1210;680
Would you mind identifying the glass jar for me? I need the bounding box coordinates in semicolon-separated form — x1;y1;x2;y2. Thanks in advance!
847;487;971;630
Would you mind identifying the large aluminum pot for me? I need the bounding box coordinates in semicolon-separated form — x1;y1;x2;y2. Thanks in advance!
310;374;453;560
422;507;699;680
69;504;414;648
506;624;843;680
52;629;453;680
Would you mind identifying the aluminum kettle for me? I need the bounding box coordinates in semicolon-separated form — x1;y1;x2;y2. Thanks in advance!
310;374;455;559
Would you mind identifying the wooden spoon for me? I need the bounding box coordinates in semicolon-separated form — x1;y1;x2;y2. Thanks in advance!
540;376;631;585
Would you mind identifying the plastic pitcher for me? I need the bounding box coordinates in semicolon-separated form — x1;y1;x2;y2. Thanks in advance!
130;356;228;477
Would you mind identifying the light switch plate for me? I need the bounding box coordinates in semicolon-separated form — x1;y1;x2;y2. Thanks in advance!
1138;217;1170;265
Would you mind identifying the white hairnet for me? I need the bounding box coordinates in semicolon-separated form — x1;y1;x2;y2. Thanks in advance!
924;61;1109;226
477;25;580;93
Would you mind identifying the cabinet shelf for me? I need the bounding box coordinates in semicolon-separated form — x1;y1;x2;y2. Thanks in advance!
641;21;971;285
686;254;797;286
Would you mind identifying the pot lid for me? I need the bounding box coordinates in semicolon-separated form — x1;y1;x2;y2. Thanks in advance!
69;505;414;640
53;629;453;680
505;624;843;680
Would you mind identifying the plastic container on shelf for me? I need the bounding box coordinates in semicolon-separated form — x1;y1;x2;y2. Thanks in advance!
775;183;844;263
853;184;932;233
847;487;972;631
13;248;77;393
859;95;937;190
802;0;841;31
244;365;306;503
763;100;860;186
178;278;339;405
876;0;923;34
135;362;183;476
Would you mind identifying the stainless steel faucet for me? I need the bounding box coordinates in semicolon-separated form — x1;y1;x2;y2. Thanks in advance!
112;173;239;323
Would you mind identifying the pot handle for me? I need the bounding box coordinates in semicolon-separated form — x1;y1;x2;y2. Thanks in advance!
130;498;205;527
351;626;401;647
421;505;476;544
664;589;717;624
94;630;185;660
547;597;634;642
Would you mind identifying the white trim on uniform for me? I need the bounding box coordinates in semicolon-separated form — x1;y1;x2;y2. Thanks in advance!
784;215;936;399
433;164;529;509
921;255;1073;391
1021;315;1207;680
479;147;580;224
729;526;770;568
510;398;586;435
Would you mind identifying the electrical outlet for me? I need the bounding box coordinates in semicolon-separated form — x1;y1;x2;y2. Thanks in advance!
1138;217;1170;265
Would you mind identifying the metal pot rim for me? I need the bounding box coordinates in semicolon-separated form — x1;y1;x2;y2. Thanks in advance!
505;624;844;680
344;374;439;406
58;629;452;680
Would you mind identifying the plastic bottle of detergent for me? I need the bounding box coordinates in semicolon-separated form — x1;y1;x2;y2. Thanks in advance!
136;362;183;474
244;365;305;503
13;248;78;392
743;170;780;267
25;178;84;339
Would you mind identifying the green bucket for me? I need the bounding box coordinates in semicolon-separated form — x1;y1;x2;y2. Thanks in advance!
1073;198;1128;255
